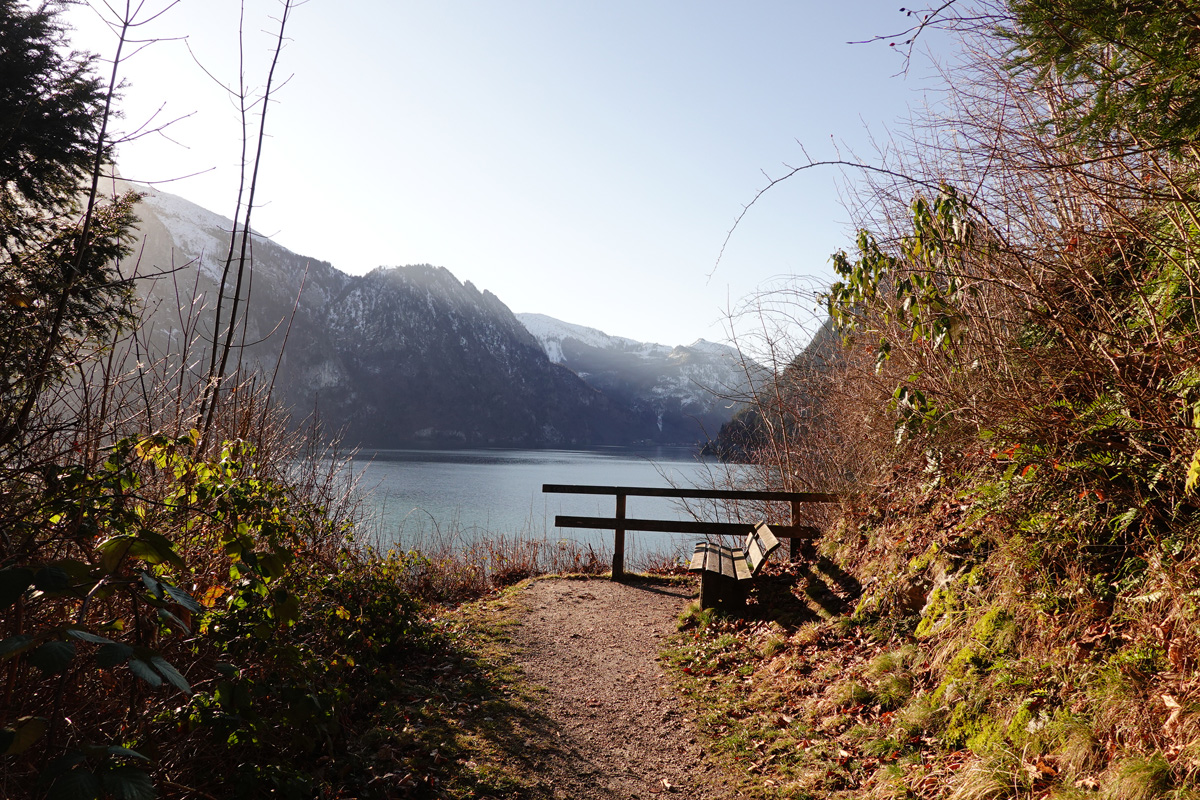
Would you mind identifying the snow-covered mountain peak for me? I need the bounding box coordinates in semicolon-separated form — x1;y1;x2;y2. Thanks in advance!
515;312;757;440
125;182;265;284
517;313;645;362
125;180;752;446
687;338;740;358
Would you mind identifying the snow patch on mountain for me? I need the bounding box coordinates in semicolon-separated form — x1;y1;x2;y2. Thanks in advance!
517;313;674;363
516;312;757;442
126;180;742;446
129;184;240;283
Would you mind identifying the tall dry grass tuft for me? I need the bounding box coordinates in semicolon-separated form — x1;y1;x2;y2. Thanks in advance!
369;516;687;606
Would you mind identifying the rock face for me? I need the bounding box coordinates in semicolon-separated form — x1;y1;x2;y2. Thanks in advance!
316;266;639;447
123;182;738;447
517;313;756;444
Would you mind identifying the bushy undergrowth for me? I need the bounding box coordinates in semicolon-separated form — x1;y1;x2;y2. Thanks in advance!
0;418;598;798
669;464;1200;799
376;530;613;606
694;3;1200;798
0;4;603;795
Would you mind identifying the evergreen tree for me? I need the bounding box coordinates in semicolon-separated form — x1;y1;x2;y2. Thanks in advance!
0;0;138;448
1005;0;1200;149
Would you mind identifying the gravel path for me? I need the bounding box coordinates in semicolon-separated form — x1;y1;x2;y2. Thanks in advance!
509;577;730;800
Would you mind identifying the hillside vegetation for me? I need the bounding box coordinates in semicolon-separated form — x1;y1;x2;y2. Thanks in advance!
681;2;1200;798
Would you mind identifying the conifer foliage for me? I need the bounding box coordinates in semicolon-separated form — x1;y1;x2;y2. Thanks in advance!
0;0;110;252
0;0;137;451
1006;0;1200;148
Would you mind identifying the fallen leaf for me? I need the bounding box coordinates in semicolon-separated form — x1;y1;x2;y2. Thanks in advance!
1163;694;1183;733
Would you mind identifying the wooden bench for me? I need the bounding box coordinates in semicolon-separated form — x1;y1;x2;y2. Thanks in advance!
689;522;780;610
543;484;839;581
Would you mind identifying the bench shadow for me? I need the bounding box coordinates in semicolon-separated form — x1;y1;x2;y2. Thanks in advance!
745;556;863;630
616;573;695;600
810;556;862;598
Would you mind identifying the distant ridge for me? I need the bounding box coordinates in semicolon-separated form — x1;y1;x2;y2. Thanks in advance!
517;312;757;443
125;181;744;447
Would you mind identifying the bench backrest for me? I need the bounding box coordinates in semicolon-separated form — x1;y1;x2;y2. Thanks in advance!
743;522;781;577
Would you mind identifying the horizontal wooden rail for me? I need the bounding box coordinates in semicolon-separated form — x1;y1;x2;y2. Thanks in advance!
543;484;839;503
555;516;819;539
543;483;839;581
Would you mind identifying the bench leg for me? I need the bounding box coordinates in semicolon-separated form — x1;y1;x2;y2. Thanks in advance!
728;580;747;610
699;570;719;609
699;572;748;611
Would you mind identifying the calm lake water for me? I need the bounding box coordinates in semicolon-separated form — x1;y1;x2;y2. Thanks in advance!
349;446;726;560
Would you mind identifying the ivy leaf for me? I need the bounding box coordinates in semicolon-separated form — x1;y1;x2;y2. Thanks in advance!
29;641;76;674
1;716;48;755
127;658;162;688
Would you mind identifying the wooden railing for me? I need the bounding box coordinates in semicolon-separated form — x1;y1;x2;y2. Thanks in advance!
542;484;840;580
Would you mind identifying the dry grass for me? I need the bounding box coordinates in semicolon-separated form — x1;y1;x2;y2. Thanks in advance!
353;513;691;606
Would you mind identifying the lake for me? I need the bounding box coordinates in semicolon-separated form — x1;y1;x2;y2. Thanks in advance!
348;446;729;562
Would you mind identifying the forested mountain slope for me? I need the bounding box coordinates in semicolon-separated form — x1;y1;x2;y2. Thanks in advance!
518;312;757;444
126;183;689;447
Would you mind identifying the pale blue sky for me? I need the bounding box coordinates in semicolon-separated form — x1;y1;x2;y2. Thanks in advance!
64;1;951;347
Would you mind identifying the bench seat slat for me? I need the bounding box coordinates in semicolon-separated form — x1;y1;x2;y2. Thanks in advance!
746;522;781;576
744;535;765;570
732;549;751;581
691;543;750;580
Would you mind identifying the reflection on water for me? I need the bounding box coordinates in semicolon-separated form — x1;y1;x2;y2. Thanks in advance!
350;446;722;558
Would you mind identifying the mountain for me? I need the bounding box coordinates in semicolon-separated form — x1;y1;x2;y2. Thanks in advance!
316;267;642;446
702;317;841;461
122;181;735;447
517;313;755;444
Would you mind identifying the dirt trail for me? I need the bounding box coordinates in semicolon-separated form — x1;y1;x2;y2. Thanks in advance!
509;577;729;800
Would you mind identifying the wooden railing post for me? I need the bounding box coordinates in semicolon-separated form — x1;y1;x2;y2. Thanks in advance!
790;499;802;561
612;493;626;581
